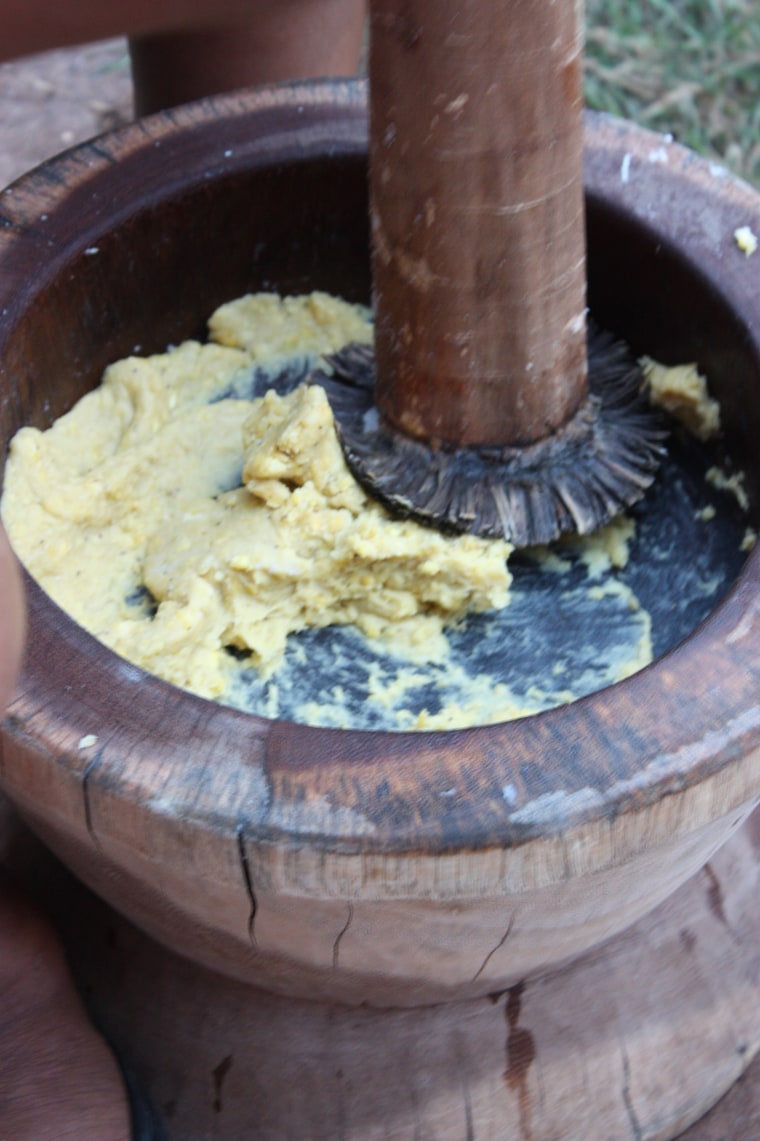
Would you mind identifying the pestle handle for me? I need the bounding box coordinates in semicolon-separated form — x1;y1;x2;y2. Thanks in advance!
369;0;588;449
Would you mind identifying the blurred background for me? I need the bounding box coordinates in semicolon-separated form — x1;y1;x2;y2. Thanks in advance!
585;0;760;187
1;1;759;188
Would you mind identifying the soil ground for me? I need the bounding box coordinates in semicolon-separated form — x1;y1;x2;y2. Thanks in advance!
0;39;132;188
0;38;758;1141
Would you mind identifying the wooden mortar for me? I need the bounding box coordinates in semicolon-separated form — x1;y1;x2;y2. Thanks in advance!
0;84;759;1139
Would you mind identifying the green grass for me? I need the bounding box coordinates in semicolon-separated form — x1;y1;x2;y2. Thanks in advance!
584;0;760;185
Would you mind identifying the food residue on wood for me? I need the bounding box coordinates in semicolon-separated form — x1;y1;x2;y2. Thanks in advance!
706;465;749;512
641;357;720;440
734;225;758;257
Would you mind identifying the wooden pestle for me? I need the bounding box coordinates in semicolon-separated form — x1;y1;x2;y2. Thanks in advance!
368;0;588;449
318;0;663;542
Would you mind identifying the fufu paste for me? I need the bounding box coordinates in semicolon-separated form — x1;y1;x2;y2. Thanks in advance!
2;293;511;709
2;293;749;730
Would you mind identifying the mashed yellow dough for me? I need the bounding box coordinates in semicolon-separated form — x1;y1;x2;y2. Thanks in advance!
641;357;721;440
8;290;736;731
2;293;512;704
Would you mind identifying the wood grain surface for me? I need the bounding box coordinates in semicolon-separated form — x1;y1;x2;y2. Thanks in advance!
369;0;587;447
1;794;758;1140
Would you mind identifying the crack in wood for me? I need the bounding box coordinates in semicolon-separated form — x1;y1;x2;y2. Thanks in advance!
84;141;120;167
212;1053;233;1114
236;825;258;950
332;902;354;969
472;915;515;982
703;862;729;928
462;1077;475;1141
620;1045;644;1141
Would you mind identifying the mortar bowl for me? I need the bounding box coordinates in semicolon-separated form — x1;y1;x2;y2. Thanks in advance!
0;81;760;1139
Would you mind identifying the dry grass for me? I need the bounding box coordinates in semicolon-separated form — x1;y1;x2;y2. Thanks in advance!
585;0;760;185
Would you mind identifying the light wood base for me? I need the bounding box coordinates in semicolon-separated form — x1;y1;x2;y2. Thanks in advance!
21;807;756;1141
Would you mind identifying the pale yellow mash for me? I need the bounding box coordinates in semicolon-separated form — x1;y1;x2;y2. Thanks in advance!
2;292;512;706
641;357;721;440
4;292;734;731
